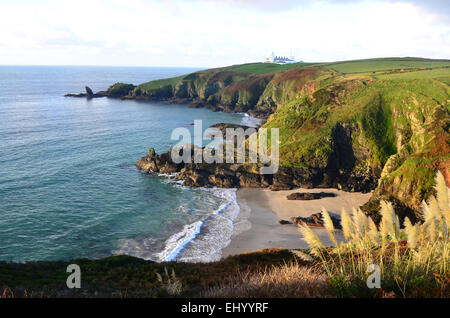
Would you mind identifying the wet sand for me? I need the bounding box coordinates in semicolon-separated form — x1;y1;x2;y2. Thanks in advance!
221;188;372;257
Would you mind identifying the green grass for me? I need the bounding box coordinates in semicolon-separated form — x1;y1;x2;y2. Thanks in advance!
106;83;136;97
325;57;450;74
137;74;187;92
221;62;316;75
375;66;450;81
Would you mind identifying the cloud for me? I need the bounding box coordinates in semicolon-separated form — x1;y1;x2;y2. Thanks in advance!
407;0;450;13
0;0;448;66
188;0;450;15
199;0;310;11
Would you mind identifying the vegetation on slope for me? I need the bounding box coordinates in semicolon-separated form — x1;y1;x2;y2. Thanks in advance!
108;57;449;220
265;72;449;217
106;83;136;97
0;249;301;298
223;62;316;75
325;57;450;74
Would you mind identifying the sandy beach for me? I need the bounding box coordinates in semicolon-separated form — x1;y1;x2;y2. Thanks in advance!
221;188;372;257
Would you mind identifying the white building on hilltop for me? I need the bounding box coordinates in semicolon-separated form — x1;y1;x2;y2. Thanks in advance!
265;52;303;65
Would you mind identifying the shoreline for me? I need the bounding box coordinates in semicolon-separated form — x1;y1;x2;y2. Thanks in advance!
221;188;372;257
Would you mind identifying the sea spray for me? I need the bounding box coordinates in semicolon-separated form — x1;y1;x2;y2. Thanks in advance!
240;113;263;128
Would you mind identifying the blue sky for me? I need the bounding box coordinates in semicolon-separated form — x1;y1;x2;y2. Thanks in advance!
0;0;449;67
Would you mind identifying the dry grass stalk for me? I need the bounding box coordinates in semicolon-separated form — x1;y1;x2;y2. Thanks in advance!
200;262;331;298
298;171;449;297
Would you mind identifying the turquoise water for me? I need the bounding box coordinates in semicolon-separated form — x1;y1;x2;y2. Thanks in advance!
0;66;247;263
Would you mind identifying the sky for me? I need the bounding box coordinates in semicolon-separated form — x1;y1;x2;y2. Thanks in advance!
0;0;449;67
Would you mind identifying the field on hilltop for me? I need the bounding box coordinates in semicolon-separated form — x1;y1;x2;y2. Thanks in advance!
223;62;317;74
324;57;450;74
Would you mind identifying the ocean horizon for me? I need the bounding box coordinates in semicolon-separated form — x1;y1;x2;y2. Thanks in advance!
0;66;254;263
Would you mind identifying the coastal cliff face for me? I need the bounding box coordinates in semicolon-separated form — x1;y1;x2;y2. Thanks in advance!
68;58;450;222
134;59;449;222
69;63;321;118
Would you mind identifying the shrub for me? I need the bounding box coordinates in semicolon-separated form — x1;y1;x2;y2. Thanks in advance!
107;83;136;97
155;267;183;296
199;261;330;298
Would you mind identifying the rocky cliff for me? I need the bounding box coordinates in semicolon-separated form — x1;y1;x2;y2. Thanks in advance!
66;63;320;118
136;144;377;192
67;58;450;223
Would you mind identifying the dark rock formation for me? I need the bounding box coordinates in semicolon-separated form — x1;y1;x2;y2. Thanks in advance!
286;192;336;200
291;212;342;229
208;123;257;135
136;146;321;189
65;83;135;99
135;146;378;193
85;86;94;98
360;195;419;226
64;92;87;98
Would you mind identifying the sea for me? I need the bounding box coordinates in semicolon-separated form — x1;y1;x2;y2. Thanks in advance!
0;66;259;263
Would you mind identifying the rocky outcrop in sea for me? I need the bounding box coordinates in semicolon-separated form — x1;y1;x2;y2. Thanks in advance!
135;145;377;193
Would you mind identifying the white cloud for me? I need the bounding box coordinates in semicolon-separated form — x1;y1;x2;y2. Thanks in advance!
0;0;448;67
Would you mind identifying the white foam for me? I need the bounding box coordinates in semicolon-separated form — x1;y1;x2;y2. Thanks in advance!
175;214;234;263
241;113;263;128
174;188;241;262
158;172;177;178
154;220;204;262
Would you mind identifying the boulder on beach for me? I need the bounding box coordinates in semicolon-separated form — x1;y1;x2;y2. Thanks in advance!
286;192;336;201
291;211;342;229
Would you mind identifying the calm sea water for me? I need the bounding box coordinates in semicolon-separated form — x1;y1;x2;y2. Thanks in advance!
0;66;250;263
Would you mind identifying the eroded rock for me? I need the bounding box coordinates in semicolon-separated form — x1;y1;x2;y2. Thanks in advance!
291;212;342;229
286;192;336;200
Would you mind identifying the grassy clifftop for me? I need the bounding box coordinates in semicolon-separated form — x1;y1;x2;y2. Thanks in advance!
266;71;449;219
263;58;449;219
121;58;450;220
